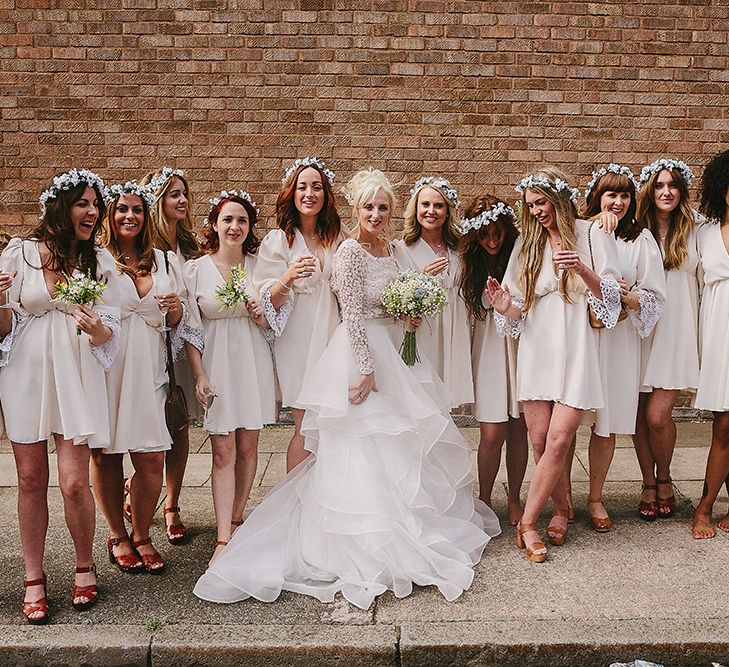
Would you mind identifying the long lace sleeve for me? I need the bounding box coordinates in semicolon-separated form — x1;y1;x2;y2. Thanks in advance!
585;222;622;329
627;230;667;338
333;240;374;375
90;248;121;371
253;230;295;337
493;297;526;338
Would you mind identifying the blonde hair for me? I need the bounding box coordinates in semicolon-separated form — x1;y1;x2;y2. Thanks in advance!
343;168;396;240
517;166;579;310
636;166;694;271
402;178;460;249
140;169;203;261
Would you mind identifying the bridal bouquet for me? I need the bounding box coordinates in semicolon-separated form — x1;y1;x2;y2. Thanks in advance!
381;270;448;366
215;264;249;311
51;271;107;334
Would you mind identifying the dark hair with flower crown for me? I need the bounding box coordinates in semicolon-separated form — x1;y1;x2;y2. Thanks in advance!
202;196;261;255
584;171;641;243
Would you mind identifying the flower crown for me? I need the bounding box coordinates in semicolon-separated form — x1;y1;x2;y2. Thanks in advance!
203;188;260;226
38;168;105;217
148;166;185;195
638;158;693;189
410;176;461;209
460;201;516;235
584;163;639;200
103;180;156;208
515;174;580;206
281;157;335;186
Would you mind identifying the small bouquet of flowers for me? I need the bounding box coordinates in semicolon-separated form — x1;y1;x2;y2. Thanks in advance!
51;271;107;334
381;270;448;366
215;264;249;311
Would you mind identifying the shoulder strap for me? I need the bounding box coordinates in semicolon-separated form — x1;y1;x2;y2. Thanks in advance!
161;251;177;386
587;221;596;271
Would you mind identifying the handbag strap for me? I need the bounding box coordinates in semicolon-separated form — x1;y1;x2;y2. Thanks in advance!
587;221;596;271
161;252;177;387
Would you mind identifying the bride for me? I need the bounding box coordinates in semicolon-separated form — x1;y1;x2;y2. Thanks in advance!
193;168;501;610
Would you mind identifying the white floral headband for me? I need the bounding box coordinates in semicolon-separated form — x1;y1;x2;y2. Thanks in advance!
639;158;693;189
584;164;639;200
515;174;580;206
148;166;185;197
104;180;156;208
281;157;335;186
203;188;260;226
460;201;515;235
410;176;461;209
39;168;105;217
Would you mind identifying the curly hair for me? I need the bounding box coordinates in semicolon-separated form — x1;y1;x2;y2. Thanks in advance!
699;149;729;224
141;169;204;261
458;195;519;322
202;196;261;256
99;193;158;278
584;171;641;243
27;176;106;279
276;163;341;249
636;165;694;271
402;179;460;249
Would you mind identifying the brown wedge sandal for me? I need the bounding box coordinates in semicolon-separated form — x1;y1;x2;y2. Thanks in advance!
546;507;570;546
516;522;547;563
587;497;613;533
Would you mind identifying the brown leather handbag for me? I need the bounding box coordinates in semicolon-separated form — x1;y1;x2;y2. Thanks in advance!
162;253;189;433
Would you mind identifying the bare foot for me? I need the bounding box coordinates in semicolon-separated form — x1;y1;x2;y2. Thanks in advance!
209;541;228;567
691;510;717;539
507;498;523;527
717;512;729;533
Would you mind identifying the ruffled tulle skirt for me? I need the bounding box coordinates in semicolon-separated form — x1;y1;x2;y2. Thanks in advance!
193;318;500;610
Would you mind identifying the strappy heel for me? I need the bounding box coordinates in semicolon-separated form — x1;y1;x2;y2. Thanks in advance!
638;483;657;521
23;573;49;625
546;507;570;546
131;535;165;574
107;534;144;574
587;496;613;533
164;506;186;544
516;522;547;563
656;477;676;518
72;564;98;611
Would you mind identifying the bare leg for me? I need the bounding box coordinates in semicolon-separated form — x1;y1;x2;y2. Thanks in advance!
13;441;49;620
210;433;236;563
476;421;507;506
632;391;657;514
562;436;577;521
129;452;164;561
231;428;259;526
286;407;309;472
55;436;96;605
505;416;528;525
587;429;616;527
645;388;678;516
164;425;189;535
692;412;729;539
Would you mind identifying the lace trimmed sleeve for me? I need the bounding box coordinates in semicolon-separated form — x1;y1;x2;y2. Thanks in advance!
585;221;622;329
334;240;374;375
586;278;622;329
260;287;293;337
179;257;204;354
627;289;664;339
0;310;27;368
493;297;526;339
90;309;121;371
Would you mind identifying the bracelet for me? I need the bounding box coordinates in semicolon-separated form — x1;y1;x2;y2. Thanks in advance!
276;279;292;294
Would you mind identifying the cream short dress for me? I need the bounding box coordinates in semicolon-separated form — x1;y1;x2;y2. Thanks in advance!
253;228;341;409
695;223;729;411
496;219;621;411
183;254;276;433
0;238;121;447
594;230;666;437
640;225;700;393
392;239;474;407
103;249;185;454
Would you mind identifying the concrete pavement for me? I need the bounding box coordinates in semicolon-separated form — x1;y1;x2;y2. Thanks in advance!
0;422;727;666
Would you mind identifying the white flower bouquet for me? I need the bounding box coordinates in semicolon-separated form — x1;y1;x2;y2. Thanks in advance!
215;264;249;311
51;271;107;334
381;270;448;366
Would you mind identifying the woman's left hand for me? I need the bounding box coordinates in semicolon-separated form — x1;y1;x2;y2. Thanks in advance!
246;298;268;328
618;278;640;309
348;372;378;405
75;305;112;345
553;250;588;276
157;291;182;326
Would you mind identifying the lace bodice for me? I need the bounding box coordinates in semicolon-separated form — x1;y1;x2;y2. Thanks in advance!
331;239;399;375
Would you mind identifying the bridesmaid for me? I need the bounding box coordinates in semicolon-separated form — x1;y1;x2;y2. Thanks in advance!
583;165;666;531
458;195;528;526
92;180;185;575
183;189;276;563
692;149;729;538
140;167;203;544
393;177;473;407
487;167;621;562
633;159;699;520
0;169;121;622
252;157;343;472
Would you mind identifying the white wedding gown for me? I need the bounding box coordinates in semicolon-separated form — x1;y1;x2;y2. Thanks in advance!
193;239;501;610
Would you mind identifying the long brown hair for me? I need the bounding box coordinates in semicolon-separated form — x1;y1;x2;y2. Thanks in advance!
402;179;461;249
458;195;519;322
636;167;694;271
276;164;341;249
141;169;204;261
584;171;641;243
100;193;158;278
202;196;261;255
28;176;106;279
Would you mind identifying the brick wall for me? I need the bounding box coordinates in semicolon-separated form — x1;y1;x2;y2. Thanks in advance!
1;0;728;236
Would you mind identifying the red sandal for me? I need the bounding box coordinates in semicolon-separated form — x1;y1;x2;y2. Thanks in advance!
656;477;676;518
108;535;144;574
72;564;98;611
638;483;657;521
164;506;186;544
132;536;165;574
22;573;49;625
